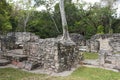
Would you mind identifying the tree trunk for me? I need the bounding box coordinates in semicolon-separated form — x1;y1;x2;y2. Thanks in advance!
59;0;70;41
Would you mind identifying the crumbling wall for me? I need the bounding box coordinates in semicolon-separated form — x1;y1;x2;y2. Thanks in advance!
7;32;39;47
24;38;81;72
0;32;83;72
57;42;80;72
87;34;120;53
0;32;39;51
86;40;99;52
57;33;85;47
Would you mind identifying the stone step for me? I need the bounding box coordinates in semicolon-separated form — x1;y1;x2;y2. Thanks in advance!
7;49;24;55
4;53;28;62
0;59;10;66
82;59;99;66
13;61;41;70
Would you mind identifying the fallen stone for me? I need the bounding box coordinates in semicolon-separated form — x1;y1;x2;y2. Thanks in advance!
24;61;40;70
17;62;26;69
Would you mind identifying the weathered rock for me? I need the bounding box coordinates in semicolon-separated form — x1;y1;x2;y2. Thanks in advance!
0;32;83;72
87;34;120;53
57;33;85;47
98;50;112;66
17;62;26;69
0;59;10;66
0;32;39;50
86;40;99;52
24;38;82;72
24;61;40;70
4;53;27;61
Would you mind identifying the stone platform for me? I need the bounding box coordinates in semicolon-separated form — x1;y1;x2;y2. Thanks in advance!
4;53;28;62
0;59;10;66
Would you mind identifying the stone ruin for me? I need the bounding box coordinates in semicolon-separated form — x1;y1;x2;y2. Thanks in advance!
24;38;82;72
88;34;120;70
57;33;85;47
1;32;120;72
0;32;84;72
86;34;120;53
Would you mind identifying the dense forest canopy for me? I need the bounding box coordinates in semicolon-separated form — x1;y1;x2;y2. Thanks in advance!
0;0;120;39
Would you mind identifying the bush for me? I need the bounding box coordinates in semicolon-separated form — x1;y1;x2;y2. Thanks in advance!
97;25;104;34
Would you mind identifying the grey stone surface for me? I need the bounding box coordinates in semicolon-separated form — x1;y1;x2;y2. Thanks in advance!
98;50;120;69
82;59;99;66
85;34;120;70
0;59;10;66
2;32;120;72
87;34;120;53
86;40;99;52
57;33;85;47
0;32;39;50
24;38;82;72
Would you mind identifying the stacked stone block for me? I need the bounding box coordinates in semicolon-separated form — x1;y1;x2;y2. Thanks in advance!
24;38;81;72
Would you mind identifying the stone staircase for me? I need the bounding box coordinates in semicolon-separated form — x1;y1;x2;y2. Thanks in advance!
0;51;10;66
0;59;10;66
0;49;28;66
0;49;40;70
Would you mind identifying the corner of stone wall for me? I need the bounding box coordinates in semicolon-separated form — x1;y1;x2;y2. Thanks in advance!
55;41;80;72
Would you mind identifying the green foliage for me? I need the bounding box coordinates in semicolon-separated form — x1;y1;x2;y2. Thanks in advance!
2;22;12;31
112;18;120;33
4;0;120;38
109;28;113;34
85;26;96;39
97;25;104;34
27;11;60;38
0;0;12;34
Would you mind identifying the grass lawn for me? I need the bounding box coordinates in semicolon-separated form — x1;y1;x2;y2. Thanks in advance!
83;52;98;59
0;66;120;80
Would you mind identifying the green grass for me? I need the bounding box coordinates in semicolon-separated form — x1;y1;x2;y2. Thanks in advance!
83;52;98;59
0;67;120;80
0;68;46;80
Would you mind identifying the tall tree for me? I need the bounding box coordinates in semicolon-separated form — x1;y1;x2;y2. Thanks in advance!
27;11;59;38
8;0;34;32
35;0;60;33
100;0;119;33
59;0;73;43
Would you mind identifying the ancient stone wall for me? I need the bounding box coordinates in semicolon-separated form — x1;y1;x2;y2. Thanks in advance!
7;32;39;46
57;42;80;72
87;34;120;53
24;38;81;72
86;40;99;52
0;32;83;72
57;33;85;47
1;32;39;50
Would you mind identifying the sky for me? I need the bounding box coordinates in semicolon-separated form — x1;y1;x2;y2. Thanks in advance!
11;0;120;17
37;0;120;16
82;0;120;17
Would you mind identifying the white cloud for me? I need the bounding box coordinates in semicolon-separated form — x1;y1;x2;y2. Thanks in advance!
35;0;120;17
73;0;120;17
36;6;46;11
83;0;100;4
